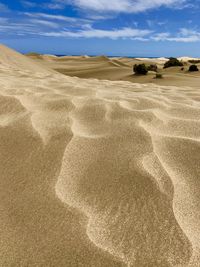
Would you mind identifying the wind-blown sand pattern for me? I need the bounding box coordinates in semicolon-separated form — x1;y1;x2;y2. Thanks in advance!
0;44;200;266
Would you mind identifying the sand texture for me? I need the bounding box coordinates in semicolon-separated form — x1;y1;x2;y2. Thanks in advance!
0;44;200;266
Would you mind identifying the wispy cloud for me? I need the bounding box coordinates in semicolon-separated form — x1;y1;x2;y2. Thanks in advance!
36;24;200;43
1;9;200;43
0;22;37;36
152;28;200;42
40;26;152;39
43;2;67;9
21;1;37;8
0;11;93;36
29;19;60;28
1;3;200;44
24;12;91;24
47;0;189;13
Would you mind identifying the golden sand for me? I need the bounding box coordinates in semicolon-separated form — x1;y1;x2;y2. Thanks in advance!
0;44;200;266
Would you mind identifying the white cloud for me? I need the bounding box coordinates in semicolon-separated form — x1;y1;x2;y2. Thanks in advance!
180;28;200;37
49;0;188;13
152;28;200;42
0;23;37;35
40;27;152;39
21;1;37;8
24;12;91;24
40;25;200;43
43;2;67;9
152;32;171;41
30;19;60;28
172;36;200;42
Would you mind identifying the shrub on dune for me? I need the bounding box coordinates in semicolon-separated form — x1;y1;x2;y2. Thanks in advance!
147;64;158;72
154;73;163;79
188;65;199;72
26;52;41;56
163;57;184;69
188;60;200;64
133;64;148;75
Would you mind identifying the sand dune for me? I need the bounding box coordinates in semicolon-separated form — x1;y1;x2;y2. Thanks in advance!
27;53;200;88
0;44;200;266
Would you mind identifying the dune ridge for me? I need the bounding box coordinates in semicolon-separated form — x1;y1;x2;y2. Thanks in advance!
0;45;200;266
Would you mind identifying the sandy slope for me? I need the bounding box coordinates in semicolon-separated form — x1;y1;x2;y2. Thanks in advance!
1;44;200;266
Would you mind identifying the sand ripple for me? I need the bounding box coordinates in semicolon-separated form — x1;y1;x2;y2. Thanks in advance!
0;45;200;266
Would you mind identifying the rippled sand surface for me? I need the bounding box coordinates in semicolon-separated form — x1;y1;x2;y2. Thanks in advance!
0;45;200;267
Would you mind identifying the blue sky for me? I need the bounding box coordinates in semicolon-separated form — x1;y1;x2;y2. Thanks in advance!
0;0;200;56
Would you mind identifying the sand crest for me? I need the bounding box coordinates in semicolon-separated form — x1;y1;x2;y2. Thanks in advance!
0;44;200;266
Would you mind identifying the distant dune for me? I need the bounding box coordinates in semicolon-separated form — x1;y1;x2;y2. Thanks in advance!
178;56;200;62
27;53;200;88
0;44;200;266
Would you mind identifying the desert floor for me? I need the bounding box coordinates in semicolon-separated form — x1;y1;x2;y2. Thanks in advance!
0;45;200;267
